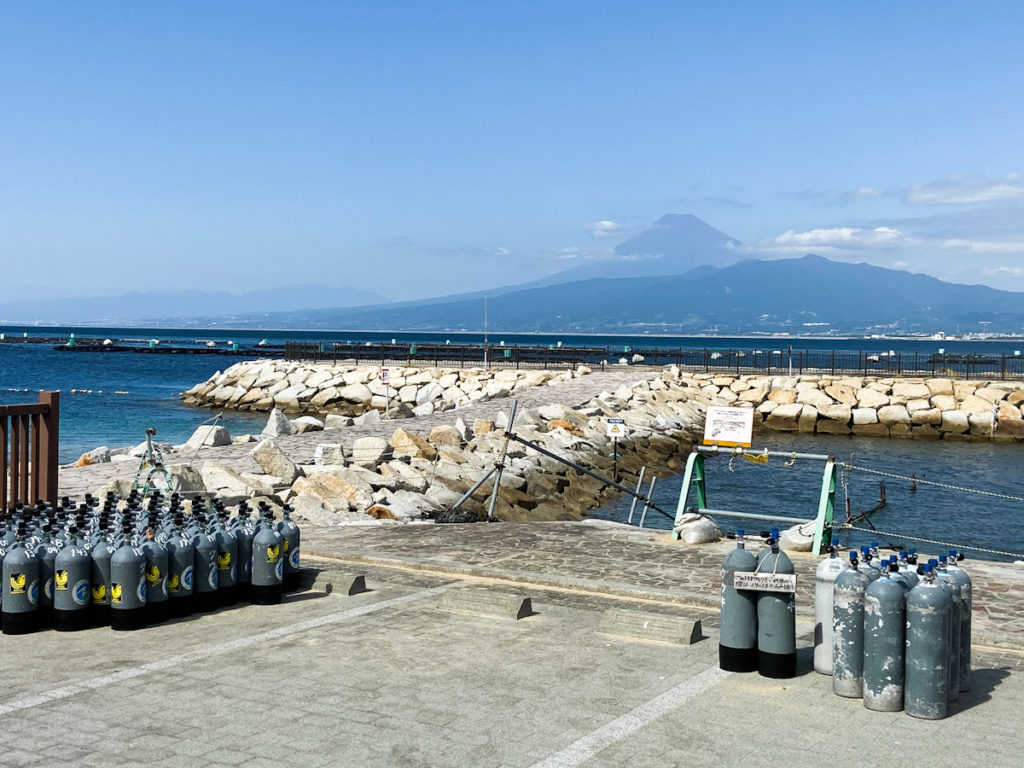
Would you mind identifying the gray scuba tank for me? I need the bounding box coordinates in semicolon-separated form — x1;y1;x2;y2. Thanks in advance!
140;514;169;625
110;523;147;631
212;513;238;607
35;524;60;630
277;505;301;592
233;506;255;602
251;509;284;605
755;532;797;679
192;519;219;613
2;523;41;635
165;514;195;619
719;530;758;672
90;520;117;628
54;524;93;631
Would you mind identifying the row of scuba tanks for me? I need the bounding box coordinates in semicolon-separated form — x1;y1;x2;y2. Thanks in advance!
719;528;798;680
816;542;971;720
0;490;302;635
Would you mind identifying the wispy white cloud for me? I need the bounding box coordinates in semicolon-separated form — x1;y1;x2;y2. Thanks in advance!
585;220;621;237
905;174;1024;205
763;225;914;251
939;238;1024;254
983;266;1024;278
493;247;510;257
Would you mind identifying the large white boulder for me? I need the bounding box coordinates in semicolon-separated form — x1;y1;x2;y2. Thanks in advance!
262;408;296;437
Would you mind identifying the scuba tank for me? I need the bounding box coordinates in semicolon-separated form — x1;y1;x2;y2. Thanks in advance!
233;504;255;602
719;530;758;672
813;538;848;675
191;518;219;613
2;522;40;634
859;546;882;581
34;523;60;630
862;564;906;712
212;512;238;607
934;556;962;704
140;513;169;625
110;523;147;631
90;518;117;627
251;508;284;605
277;505;301;592
833;551;871;698
946;551;972;693
54;524;92;631
165;514;195;619
905;564;952;720
755;531;797;679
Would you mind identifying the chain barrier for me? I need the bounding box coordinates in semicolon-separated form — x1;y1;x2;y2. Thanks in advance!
837;461;1024;503
841;523;1024;560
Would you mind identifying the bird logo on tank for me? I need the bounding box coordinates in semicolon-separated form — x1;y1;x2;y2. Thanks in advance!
266;544;280;563
217;553;231;571
111;583;123;605
91;584;107;604
54;570;69;591
146;565;162;586
9;573;27;594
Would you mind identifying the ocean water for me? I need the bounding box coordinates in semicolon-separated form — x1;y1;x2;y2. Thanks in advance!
2;329;1023;561
0;342;266;462
592;432;1024;562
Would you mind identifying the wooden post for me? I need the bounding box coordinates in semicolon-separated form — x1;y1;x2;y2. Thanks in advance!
37;391;60;505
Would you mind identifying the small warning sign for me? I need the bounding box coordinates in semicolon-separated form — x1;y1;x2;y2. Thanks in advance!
703;405;754;448
381;368;390;385
606;418;627;438
733;572;797;593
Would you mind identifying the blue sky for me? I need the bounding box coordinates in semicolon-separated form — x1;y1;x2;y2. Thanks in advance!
2;1;1023;302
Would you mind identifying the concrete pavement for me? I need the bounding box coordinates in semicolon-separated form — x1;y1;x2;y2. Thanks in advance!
1;520;1022;767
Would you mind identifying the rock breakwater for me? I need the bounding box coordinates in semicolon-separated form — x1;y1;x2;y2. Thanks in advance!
101;369;711;528
181;361;590;417
672;370;1024;441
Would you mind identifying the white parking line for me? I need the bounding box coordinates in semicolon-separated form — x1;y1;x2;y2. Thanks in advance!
529;665;731;768
0;587;444;718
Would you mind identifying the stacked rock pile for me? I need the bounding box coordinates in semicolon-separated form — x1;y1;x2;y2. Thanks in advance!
669;371;1024;441
181;361;589;417
98;373;707;528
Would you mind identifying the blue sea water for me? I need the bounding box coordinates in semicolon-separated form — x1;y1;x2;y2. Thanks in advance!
593;432;1024;562
2;326;1023;561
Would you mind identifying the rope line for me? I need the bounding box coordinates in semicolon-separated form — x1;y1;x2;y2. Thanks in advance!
837;462;1024;503
841;523;1024;559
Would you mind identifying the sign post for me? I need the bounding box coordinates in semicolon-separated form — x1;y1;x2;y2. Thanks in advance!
382;367;391;419
702;406;754;448
606;418;626;482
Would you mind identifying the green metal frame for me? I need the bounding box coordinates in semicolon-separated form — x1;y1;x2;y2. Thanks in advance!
672;450;836;556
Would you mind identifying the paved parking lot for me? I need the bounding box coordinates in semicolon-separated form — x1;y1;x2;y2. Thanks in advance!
1;551;1021;768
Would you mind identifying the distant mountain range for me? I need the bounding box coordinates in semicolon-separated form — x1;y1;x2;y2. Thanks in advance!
0;285;389;325
5;214;1022;334
212;254;1024;335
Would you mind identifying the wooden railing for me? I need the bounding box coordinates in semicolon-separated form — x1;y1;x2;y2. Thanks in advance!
1;391;59;512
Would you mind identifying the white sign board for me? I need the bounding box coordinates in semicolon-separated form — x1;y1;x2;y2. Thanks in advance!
381;368;390;385
703;405;754;447
732;572;797;593
606;418;627;438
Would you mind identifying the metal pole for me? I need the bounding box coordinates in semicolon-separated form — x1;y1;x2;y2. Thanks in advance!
638;476;657;528
697;445;833;462
699;507;809;525
450;465;499;512
483;296;488;370
486;400;517;519
626;466;646;525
